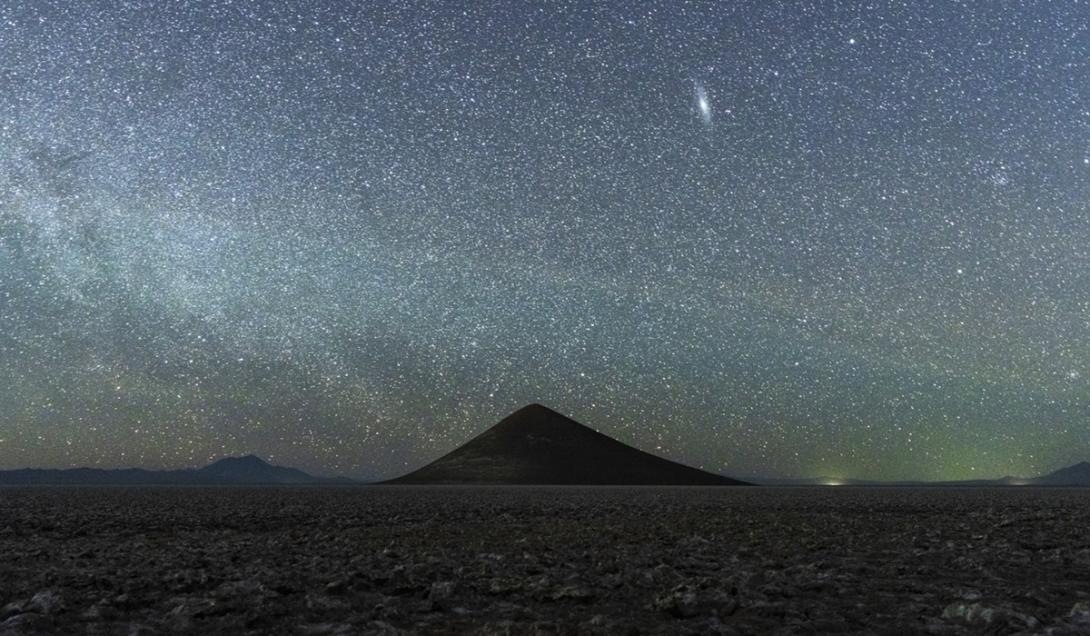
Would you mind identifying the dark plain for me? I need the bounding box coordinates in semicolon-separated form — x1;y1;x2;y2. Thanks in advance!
2;486;1089;635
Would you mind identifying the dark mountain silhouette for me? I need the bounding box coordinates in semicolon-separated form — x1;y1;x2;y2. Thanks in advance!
0;455;348;485
387;403;750;485
1034;461;1090;486
198;455;318;484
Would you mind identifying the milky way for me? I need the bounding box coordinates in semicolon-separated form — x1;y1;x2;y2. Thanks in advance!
1;1;1089;480
694;80;712;125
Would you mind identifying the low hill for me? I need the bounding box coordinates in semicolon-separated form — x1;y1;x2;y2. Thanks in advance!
198;455;320;484
0;455;346;485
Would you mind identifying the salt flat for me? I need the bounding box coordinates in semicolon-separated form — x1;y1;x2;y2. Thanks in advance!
1;487;1089;635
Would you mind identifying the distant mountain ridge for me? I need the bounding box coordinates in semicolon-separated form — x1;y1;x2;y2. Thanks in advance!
388;403;750;485
4;445;1086;488
0;455;349;485
748;461;1090;487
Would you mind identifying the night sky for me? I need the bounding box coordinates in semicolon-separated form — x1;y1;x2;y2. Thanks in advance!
2;1;1089;481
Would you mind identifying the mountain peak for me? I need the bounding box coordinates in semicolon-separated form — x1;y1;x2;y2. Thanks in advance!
387;404;749;486
490;403;594;435
204;454;270;469
497;402;567;423
199;455;318;484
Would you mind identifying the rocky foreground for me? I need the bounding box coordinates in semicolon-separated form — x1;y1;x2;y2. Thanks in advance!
1;487;1089;635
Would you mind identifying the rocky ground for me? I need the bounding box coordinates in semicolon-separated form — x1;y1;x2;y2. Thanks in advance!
1;486;1090;635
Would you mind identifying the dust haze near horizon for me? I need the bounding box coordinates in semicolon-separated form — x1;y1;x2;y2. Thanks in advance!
2;1;1089;481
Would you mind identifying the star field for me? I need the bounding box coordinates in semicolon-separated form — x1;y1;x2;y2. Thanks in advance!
1;1;1089;480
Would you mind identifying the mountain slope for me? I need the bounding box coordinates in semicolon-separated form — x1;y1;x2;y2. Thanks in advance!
1034;461;1090;486
387;403;749;485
